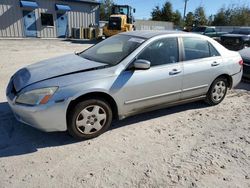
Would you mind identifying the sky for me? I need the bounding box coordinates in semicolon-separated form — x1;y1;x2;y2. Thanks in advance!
114;0;250;19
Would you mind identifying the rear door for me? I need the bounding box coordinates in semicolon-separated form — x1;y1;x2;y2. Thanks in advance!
23;10;37;37
181;37;223;99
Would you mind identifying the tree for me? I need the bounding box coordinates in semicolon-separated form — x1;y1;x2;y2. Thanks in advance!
151;6;162;21
194;6;207;26
212;8;228;26
185;12;194;27
230;6;250;26
100;0;114;21
172;10;182;26
161;1;173;22
212;5;250;26
207;15;214;26
151;1;183;26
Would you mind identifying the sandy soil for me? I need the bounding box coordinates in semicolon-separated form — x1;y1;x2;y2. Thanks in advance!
0;39;249;188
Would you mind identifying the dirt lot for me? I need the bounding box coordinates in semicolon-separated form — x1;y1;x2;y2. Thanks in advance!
0;39;250;188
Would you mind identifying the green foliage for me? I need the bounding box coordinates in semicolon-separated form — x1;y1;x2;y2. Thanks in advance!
212;5;250;26
194;6;207;26
150;1;250;27
172;10;182;26
185;12;194;27
100;0;114;21
151;6;162;21
161;1;173;22
151;1;182;26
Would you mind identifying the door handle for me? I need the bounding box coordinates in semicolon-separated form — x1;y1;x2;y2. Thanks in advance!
169;69;182;75
211;62;220;67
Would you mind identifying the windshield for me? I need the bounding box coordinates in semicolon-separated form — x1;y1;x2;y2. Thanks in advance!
80;35;145;65
192;27;206;32
231;29;250;35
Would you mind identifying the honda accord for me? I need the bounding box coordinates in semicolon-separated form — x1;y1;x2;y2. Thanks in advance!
6;31;243;139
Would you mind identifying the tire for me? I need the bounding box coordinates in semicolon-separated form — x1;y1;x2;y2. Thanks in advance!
205;77;228;106
67;98;113;139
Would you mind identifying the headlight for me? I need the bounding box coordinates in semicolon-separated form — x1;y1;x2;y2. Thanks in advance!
16;87;58;106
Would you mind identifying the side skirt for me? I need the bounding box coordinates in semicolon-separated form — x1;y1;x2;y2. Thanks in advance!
119;95;206;120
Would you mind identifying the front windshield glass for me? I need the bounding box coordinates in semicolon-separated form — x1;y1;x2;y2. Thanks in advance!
80;35;145;65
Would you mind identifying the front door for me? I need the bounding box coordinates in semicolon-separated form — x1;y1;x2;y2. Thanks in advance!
57;13;68;38
23;10;37;37
117;37;183;116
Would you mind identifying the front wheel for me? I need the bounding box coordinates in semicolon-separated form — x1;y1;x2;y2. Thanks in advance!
67;98;113;139
205;77;228;105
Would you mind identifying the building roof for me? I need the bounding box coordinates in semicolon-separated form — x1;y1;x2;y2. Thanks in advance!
62;0;100;4
120;30;184;39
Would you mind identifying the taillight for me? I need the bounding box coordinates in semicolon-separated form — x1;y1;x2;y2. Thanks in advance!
239;59;243;66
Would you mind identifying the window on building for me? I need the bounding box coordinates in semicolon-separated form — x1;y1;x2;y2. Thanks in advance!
41;13;54;26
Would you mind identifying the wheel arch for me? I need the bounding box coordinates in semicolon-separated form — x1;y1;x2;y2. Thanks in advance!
212;74;233;89
66;92;119;123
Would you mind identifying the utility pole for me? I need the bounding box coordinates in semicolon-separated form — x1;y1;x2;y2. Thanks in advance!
183;0;188;20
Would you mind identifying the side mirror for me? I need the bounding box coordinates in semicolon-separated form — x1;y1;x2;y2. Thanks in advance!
133;8;136;13
133;59;150;70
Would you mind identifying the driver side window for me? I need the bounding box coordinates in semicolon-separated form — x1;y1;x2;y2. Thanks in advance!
138;37;179;67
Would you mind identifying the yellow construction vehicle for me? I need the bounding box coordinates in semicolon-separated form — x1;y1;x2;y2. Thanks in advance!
103;5;136;37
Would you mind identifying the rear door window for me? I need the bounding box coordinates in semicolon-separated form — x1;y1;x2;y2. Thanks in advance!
183;37;220;61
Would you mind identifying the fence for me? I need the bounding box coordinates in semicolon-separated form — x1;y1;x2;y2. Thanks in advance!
215;26;250;32
135;20;173;30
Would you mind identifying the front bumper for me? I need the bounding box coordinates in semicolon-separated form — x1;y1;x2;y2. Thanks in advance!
7;96;68;132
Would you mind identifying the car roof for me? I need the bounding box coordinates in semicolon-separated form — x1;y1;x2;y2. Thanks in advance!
120;30;184;39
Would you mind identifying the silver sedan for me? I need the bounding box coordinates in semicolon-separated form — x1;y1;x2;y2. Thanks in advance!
6;31;243;139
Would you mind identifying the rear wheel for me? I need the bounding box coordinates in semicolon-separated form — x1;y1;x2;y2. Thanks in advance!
205;77;228;105
67;98;112;139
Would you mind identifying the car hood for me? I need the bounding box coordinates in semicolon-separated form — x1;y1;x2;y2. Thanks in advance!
12;54;107;92
239;48;250;61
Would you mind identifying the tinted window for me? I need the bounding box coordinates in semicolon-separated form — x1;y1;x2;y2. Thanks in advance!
183;37;210;61
138;38;179;66
41;13;54;26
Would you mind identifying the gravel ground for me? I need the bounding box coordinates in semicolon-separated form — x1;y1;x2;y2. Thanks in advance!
0;39;249;188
